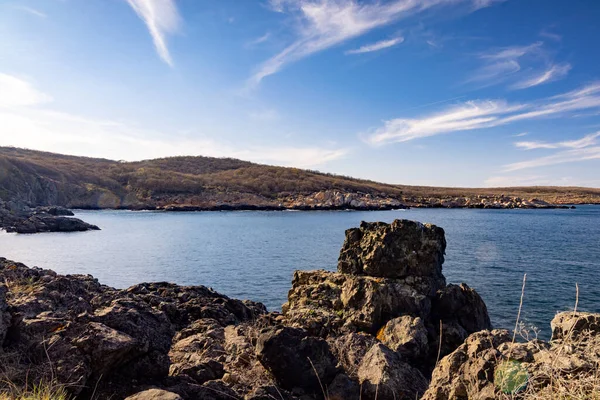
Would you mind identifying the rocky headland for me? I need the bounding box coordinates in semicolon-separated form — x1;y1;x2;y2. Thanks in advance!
0;200;99;233
0;219;598;399
2;147;598;218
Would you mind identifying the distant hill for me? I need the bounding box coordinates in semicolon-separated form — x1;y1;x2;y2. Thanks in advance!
1;146;599;210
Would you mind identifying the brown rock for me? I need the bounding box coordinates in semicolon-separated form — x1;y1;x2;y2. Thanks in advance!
125;389;183;400
357;343;428;400
376;315;428;360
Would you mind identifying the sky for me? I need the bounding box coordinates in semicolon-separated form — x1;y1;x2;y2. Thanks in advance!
1;0;600;187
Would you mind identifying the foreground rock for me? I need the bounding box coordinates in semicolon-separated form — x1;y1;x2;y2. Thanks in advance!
423;311;600;399
0;200;99;233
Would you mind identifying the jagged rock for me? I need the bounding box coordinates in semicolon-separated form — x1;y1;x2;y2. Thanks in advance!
283;270;431;335
72;321;138;376
256;327;338;393
421;330;511;400
433;284;491;333
338;220;446;295
357;343;428;400
125;389;184;400
376;315;428;360
0;257;268;399
551;311;600;341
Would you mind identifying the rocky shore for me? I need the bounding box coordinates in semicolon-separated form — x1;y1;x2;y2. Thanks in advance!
155;191;573;211
1;219;598;400
0;200;99;233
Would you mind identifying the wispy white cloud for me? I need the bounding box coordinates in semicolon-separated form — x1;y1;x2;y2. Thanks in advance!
503;146;600;172
366;82;600;145
13;5;47;18
249;0;498;88
247;32;272;47
512;132;528;137
514;132;600;150
512;63;572;90
540;29;562;42
366;100;522;144
481;42;543;61
0;73;52;107
345;36;404;54
467;42;542;86
468;41;570;89
0;72;346;168
125;0;181;67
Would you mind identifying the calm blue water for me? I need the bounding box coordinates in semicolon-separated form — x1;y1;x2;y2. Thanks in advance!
1;207;599;337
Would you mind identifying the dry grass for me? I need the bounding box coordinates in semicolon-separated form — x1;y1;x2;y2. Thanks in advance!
494;281;600;400
0;381;70;400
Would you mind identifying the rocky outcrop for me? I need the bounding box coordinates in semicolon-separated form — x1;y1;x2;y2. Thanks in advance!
423;311;600;399
0;257;265;399
0;200;99;233
282;220;490;374
407;194;572;209
283;190;406;210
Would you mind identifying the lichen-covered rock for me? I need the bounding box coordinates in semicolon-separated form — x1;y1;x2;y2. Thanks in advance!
283;270;430;335
338;220;446;294
357;343;428;400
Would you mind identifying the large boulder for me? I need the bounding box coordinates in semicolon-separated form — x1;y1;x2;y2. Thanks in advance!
255;327;339;394
338;220;446;295
357;343;428;400
376;315;429;360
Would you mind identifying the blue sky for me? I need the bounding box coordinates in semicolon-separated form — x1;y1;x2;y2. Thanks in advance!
1;0;600;187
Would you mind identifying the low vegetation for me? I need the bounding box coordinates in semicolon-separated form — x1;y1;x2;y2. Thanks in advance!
1;146;599;209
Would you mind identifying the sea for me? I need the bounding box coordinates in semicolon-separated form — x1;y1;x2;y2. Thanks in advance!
1;206;599;338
